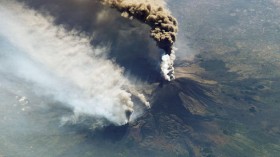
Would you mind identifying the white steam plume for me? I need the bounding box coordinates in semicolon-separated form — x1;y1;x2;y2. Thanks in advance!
161;48;176;81
0;1;149;126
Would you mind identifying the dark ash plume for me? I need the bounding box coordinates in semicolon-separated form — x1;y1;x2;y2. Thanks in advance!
100;0;178;55
100;0;178;81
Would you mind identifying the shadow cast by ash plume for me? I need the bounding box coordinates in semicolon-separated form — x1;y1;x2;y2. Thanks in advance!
19;0;163;82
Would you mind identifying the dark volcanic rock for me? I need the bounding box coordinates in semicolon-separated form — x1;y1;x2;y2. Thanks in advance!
124;78;219;156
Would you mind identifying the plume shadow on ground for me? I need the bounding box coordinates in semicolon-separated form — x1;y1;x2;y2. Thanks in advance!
19;0;163;82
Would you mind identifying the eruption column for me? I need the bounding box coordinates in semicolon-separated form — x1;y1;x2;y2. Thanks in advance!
99;0;178;81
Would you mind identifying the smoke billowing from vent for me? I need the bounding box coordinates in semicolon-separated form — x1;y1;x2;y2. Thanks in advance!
0;1;150;127
99;0;178;81
4;0;179;127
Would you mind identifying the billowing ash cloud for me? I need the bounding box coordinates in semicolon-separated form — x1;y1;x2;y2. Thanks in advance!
0;1;150;127
100;0;178;80
100;0;178;54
